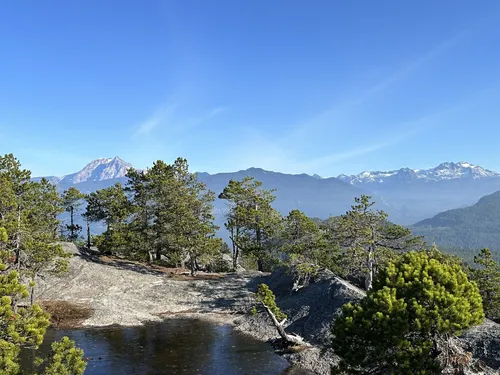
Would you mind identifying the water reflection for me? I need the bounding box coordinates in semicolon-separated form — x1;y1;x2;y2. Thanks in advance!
21;318;313;375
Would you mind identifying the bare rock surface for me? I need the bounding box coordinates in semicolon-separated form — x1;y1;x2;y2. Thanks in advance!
37;243;255;326
460;319;500;370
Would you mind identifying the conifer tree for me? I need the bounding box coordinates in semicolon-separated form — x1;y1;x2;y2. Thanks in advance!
23;179;69;304
125;168;154;261
219;177;282;271
281;209;332;290
334;195;423;289
0;255;86;375
147;158;221;272
332;251;484;374
470;248;500;322
61;187;85;242
0;155;70;304
85;183;131;255
0;154;33;269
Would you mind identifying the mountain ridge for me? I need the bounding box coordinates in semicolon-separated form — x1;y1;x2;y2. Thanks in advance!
35;158;500;186
412;190;500;261
34;157;500;235
338;161;500;185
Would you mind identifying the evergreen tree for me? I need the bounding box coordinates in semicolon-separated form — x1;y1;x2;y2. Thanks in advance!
61;187;85;242
125;168;154;261
23;179;69;304
281;209;333;290
219;177;282;271
85;183;131;255
0;154;33;269
37;336;86;375
469;248;500;322
0;155;70;305
332;251;484;374
334;195;423;289
0;255;86;375
147;158;221;273
171;159;221;275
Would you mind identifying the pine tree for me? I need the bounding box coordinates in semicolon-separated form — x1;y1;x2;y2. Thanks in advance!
125;168;154;261
0;155;70;305
332;250;484;374
280;209;332;290
23;179;69;304
469;248;500;322
85;183;131;255
253;283;309;346
0;154;33;269
147;158;221;273
61;187;85;242
219;177;282;271
38;336;86;375
0;255;86;375
334;195;423;289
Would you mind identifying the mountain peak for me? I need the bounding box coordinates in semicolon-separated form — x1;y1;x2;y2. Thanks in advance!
338;161;500;185
61;157;133;184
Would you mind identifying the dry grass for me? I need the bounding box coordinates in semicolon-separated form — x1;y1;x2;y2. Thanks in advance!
40;300;93;328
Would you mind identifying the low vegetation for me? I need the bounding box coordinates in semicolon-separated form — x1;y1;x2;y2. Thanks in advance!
39;301;93;328
332;251;484;374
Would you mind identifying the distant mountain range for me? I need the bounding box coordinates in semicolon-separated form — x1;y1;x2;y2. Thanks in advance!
33;158;500;250
338;161;500;184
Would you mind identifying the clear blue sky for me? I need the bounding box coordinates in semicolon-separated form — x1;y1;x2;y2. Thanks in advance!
2;0;500;177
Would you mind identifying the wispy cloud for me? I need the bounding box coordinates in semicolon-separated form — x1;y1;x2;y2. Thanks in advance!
281;31;468;147
133;103;225;138
228;96;472;176
134;103;179;136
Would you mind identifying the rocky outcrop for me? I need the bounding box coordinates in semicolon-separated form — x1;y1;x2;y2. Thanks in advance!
235;268;364;346
461;319;500;370
234;268;500;374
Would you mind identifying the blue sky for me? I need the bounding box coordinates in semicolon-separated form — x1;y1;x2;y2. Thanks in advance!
2;1;500;177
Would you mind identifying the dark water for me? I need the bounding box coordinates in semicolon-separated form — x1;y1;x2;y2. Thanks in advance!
21;318;313;375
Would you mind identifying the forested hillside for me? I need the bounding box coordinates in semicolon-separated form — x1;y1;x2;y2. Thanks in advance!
412;190;500;262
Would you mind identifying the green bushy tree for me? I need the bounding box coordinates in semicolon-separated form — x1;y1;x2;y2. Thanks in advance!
0;155;70;305
0;256;85;375
469;248;500;322
219;177;282;271
281;209;333;289
334;195;423;290
332;251;484;374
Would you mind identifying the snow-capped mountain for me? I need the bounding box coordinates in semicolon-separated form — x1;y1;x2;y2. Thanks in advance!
58;157;133;185
338;162;500;185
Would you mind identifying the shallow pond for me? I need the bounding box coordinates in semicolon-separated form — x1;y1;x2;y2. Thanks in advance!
21;318;313;375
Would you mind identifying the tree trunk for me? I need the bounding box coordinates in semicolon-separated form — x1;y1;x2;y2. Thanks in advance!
260;302;309;346
70;205;74;241
366;252;374;290
231;227;238;270
15;205;21;270
366;228;375;290
256;224;263;272
148;251;154;264
190;254;197;276
257;258;264;272
30;283;35;306
86;217;91;248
